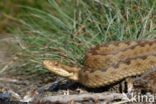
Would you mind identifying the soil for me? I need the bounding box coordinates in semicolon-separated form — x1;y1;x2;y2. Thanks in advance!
0;34;82;102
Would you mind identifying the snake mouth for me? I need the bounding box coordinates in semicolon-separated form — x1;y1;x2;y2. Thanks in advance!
43;60;74;77
42;60;79;81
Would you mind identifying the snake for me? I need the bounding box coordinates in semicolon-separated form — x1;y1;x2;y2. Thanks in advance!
43;39;156;88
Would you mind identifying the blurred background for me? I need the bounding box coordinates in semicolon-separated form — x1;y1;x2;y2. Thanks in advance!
0;0;156;88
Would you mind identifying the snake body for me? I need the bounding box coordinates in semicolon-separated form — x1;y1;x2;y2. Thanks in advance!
43;39;156;88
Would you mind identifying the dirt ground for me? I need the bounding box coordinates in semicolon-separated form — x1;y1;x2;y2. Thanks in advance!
0;35;83;103
0;34;49;100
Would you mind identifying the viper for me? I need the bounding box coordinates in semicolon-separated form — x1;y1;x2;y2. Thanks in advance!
43;40;156;88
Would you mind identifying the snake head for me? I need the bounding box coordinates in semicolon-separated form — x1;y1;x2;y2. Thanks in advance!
43;60;80;81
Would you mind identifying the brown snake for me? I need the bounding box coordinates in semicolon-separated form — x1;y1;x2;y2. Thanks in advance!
43;39;156;88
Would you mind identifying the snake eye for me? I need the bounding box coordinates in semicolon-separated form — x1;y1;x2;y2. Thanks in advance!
54;61;59;66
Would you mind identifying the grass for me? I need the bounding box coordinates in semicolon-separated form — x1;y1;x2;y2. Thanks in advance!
3;0;156;74
0;0;50;33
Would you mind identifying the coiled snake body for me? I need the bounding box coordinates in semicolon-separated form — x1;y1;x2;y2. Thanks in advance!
43;40;156;88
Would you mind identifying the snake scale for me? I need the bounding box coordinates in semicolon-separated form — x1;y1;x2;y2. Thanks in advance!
43;39;156;88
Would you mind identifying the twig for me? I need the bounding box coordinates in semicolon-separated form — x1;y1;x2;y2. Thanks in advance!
0;77;28;85
0;61;13;74
36;92;127;103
